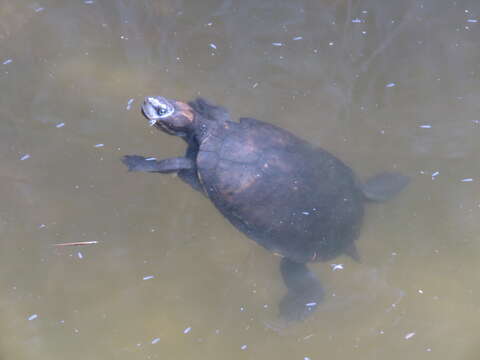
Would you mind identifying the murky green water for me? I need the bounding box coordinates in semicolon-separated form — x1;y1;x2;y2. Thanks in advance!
1;0;479;359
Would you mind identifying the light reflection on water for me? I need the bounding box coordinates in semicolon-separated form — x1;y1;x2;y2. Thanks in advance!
0;0;480;359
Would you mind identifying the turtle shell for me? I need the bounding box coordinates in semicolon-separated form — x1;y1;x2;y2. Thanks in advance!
195;117;364;264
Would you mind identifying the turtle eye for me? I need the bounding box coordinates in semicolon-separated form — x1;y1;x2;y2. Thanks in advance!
157;104;168;115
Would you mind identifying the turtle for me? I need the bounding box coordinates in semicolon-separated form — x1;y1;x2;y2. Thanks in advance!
122;96;409;321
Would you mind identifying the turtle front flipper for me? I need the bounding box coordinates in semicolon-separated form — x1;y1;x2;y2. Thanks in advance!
279;258;324;322
361;172;410;202
122;155;194;173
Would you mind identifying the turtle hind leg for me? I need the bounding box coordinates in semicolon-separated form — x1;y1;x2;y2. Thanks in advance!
279;258;324;322
361;172;410;202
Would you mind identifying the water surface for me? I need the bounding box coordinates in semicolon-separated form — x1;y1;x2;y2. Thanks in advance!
1;0;479;359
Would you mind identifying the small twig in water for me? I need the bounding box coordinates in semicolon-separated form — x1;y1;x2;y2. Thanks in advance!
53;241;99;247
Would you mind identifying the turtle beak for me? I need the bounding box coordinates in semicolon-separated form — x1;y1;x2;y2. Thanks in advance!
142;98;161;125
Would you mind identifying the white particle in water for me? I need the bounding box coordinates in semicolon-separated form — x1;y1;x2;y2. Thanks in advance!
3;59;12;65
272;42;283;47
461;178;473;182
386;82;396;88
77;252;83;259
143;275;155;280
56;122;65;128
252;82;259;88
209;43;217;49
302;211;310;215
39;224;46;229
328;42;334;46
241;345;248;350
28;314;38;321
126;98;134;110
20;154;30;161
419;124;432;128
151;337;160;344
431;171;439;179
467;19;478;23
304;357;311;360
183;326;192;334
35;7;45;12
352;18;362;23
292;36;303;40
305;302;317;307
330;263;344;271
404;332;416;340
145;157;157;161
418;289;424;294
94;143;104;148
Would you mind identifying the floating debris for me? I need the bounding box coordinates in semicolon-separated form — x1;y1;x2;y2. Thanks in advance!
84;0;94;4
56;122;65;128
145;157;157;161
28;314;38;321
352;18;362;23
20;154;31;161
38;224;47;229
305;302;317;307
431;171;439;179
209;43;217;49
126;98;134;110
77;252;83;259
419;124;432;129
35;7;45;12
467;19;478;23
404;332;416;340
54;241;98;247
151;337;160;344
386;82;396;88
272;42;283;47
240;345;248;350
252;82;259;89
94;143;104;148
292;36;303;40
302;211;310;215
330;263;344;271
304;358;311;360
183;326;192;334
3;59;13;65
461;178;473;182
142;275;155;280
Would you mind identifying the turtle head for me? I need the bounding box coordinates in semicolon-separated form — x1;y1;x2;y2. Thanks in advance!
141;96;195;137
